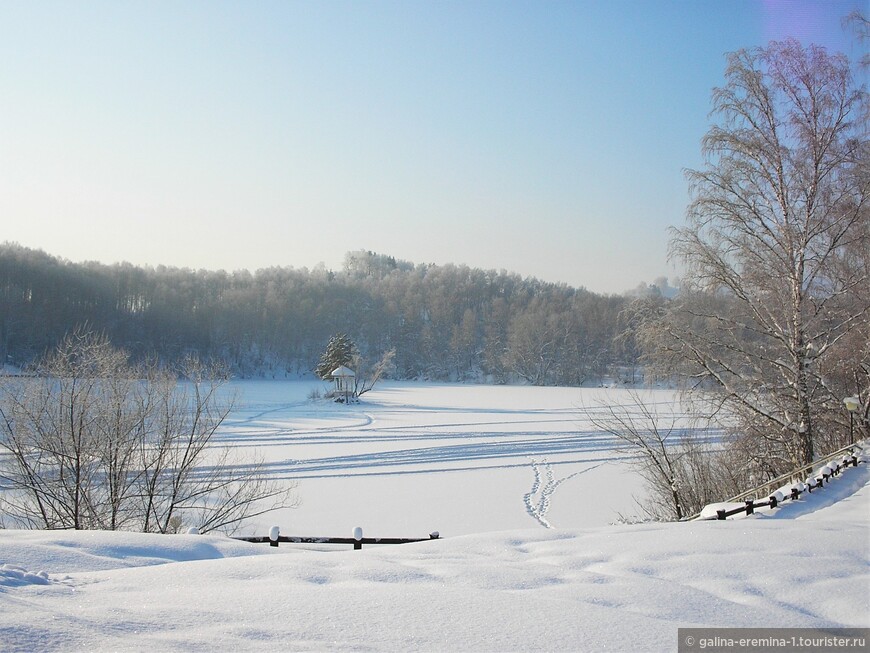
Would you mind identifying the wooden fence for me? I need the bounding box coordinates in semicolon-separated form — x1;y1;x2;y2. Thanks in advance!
234;526;440;550
699;444;864;521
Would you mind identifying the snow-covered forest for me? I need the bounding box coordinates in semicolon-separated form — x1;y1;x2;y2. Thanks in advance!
0;244;649;384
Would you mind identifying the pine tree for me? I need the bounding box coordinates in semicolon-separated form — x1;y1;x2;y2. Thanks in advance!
315;334;358;380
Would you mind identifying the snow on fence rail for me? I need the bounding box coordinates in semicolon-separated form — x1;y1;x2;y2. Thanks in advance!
694;442;866;521
233;526;441;550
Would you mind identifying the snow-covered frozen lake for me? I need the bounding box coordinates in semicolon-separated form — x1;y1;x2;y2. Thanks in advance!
219;381;696;537
1;380;867;651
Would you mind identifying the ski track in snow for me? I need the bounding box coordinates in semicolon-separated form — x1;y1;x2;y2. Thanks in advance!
202;431;635;481
193;384;724;489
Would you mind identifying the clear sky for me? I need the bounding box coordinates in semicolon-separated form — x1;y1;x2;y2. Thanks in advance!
1;1;866;294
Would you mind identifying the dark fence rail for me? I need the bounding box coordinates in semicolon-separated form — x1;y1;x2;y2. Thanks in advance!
234;527;440;550
696;443;865;521
722;442;865;505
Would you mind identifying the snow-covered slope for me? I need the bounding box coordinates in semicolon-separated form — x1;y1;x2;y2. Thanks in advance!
1;383;867;651
1;462;867;652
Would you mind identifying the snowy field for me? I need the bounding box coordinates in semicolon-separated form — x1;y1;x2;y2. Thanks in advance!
219;381;697;537
1;381;868;651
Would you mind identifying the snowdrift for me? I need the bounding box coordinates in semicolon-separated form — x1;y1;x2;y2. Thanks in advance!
1;462;867;652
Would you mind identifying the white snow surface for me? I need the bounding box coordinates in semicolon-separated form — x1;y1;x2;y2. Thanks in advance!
221;381;664;536
1;382;868;651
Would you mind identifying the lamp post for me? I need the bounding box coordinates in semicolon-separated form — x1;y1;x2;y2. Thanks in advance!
843;396;860;445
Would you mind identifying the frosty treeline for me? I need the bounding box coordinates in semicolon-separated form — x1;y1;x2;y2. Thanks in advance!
0;246;639;385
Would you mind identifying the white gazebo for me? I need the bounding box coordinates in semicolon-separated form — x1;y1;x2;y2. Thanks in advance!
331;365;356;403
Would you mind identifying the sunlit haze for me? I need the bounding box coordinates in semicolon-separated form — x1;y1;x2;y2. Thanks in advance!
1;0;866;294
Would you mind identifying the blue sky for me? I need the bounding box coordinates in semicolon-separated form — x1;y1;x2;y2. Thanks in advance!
1;1;866;294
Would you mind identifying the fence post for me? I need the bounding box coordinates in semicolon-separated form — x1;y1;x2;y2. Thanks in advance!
820;465;832;483
269;526;280;548
353;526;363;550
745;500;754;516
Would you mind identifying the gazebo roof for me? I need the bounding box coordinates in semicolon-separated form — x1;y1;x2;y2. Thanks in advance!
331;365;355;378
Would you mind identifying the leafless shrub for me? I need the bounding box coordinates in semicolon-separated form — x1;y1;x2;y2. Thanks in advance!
0;329;297;533
586;390;726;521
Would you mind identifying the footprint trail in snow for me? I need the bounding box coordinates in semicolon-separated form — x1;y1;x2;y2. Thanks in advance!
524;458;604;528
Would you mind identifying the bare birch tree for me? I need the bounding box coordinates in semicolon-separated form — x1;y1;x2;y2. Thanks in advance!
661;40;868;470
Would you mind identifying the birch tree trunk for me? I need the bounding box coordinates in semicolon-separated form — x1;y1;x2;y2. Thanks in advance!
663;40;868;470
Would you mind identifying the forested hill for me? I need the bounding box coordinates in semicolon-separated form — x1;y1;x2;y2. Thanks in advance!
0;244;644;384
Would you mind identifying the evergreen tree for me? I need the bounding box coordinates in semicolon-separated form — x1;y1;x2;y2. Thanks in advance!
315;334;358;380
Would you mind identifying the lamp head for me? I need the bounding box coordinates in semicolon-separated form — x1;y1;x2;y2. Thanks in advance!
843;396;860;412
